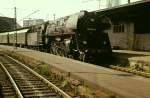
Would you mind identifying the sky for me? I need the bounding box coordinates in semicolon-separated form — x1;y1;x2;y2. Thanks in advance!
0;0;141;26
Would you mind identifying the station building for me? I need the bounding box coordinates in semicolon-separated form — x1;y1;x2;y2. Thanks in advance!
96;0;150;51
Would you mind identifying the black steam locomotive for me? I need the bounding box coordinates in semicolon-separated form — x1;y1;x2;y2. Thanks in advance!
0;11;112;63
44;11;112;63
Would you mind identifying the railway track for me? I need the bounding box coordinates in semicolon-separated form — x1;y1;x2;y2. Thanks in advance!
0;63;16;98
0;53;71;98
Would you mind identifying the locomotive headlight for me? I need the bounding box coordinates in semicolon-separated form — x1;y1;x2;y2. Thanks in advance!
83;41;87;45
103;41;107;45
90;18;95;22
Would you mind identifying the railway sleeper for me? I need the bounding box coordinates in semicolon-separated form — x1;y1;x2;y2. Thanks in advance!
24;92;57;98
21;87;52;91
19;85;47;88
22;89;54;94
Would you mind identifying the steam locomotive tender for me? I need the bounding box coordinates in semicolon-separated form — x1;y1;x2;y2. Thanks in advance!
45;11;112;63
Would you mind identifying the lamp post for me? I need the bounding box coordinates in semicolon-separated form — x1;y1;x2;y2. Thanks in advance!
53;14;56;21
14;6;17;49
128;0;130;4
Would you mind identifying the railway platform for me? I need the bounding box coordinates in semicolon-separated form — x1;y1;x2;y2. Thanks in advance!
113;49;150;68
1;45;150;98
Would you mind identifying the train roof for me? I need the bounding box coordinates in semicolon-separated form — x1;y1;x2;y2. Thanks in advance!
0;32;8;35
8;29;29;34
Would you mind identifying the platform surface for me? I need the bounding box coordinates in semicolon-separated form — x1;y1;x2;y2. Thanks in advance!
1;45;150;98
114;49;150;59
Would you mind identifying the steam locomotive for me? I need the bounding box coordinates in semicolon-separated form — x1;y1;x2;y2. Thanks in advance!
0;11;112;63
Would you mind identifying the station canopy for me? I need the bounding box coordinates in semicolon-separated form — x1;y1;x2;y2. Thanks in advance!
95;0;150;21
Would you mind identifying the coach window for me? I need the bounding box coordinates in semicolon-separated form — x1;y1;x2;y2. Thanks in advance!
113;24;124;33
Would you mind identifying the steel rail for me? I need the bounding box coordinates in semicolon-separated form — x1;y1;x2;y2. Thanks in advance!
0;62;24;98
7;55;72;98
